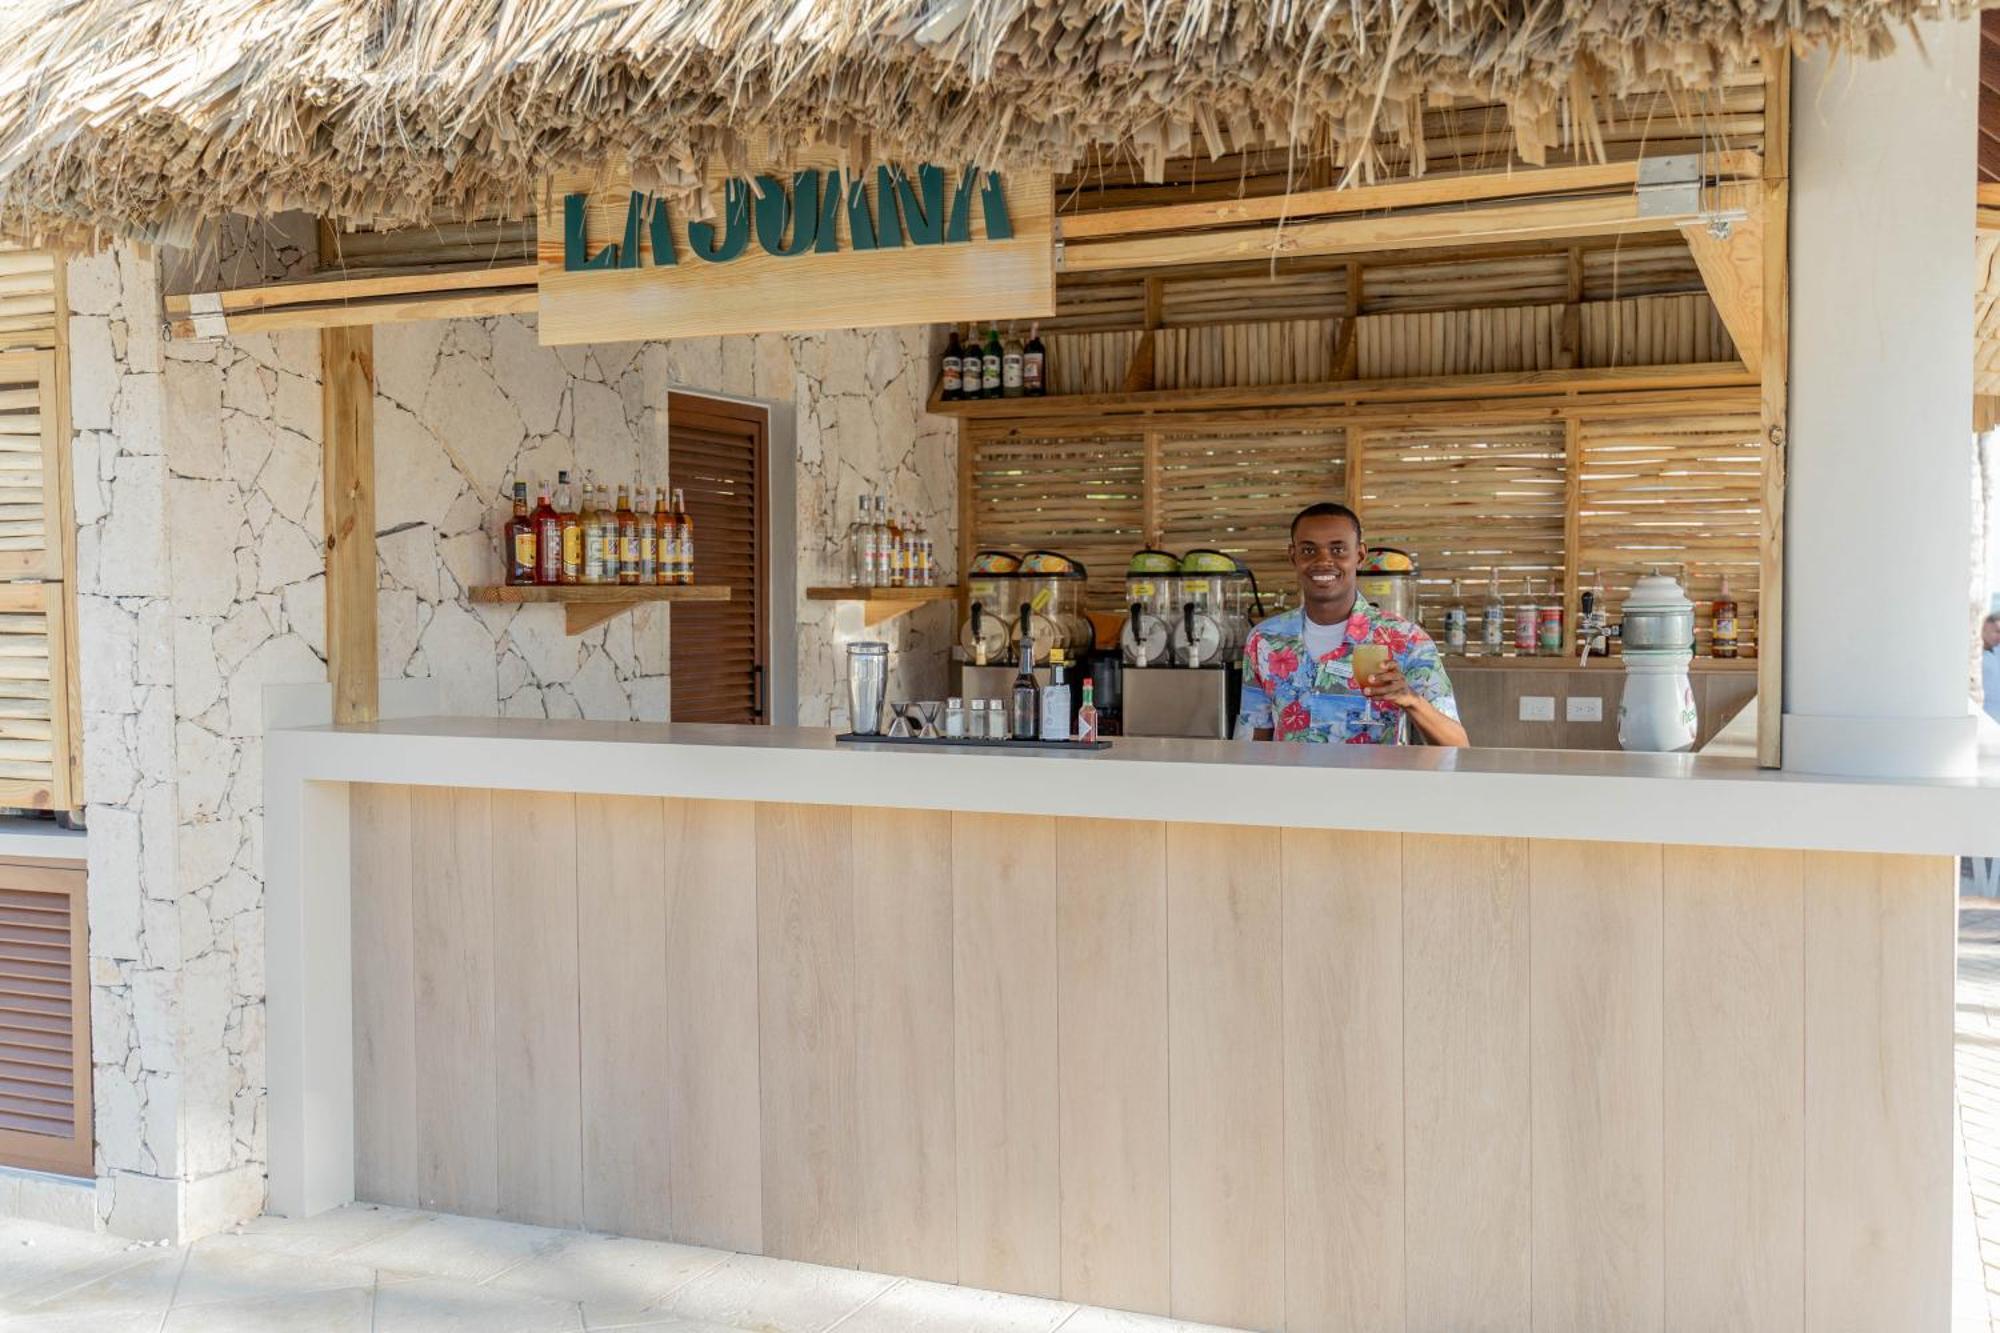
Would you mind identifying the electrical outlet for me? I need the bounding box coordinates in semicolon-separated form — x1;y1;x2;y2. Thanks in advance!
1519;695;1556;722
1565;695;1604;723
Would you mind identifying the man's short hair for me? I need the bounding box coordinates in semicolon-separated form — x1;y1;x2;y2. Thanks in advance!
1290;501;1363;543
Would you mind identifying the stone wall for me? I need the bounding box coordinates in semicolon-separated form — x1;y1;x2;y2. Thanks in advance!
66;242;955;1239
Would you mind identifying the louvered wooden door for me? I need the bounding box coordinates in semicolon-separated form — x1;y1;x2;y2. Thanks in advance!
0;860;90;1177
668;394;769;724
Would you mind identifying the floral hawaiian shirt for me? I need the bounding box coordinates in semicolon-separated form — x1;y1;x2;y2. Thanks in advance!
1236;596;1460;743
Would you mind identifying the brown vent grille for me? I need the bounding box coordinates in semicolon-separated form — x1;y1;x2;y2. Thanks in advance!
0;863;90;1177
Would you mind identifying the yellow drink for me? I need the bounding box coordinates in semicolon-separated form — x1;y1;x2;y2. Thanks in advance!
1350;643;1389;689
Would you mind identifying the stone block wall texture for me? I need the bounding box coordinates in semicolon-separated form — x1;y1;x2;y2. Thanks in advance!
66;242;955;1239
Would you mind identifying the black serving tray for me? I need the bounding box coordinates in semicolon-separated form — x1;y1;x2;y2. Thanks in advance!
835;732;1111;753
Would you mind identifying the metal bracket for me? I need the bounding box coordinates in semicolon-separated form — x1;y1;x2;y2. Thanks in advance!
1635;154;1701;218
186;292;228;339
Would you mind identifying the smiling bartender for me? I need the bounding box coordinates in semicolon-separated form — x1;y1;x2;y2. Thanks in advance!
1238;502;1469;746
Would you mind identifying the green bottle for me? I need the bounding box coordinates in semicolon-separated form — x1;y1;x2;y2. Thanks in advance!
982;326;1003;398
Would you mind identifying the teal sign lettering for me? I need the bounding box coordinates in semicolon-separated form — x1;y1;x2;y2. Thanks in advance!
562;165;1012;272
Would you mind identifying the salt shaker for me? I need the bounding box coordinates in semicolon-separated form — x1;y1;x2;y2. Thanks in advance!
945;697;965;738
968;699;986;738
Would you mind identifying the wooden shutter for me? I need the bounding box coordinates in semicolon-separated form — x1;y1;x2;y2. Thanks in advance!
1155;424;1344;605
0;342;77;811
967;426;1146;608
668;394;768;724
0;861;90;1177
1356;421;1568;604
1576;410;1764;652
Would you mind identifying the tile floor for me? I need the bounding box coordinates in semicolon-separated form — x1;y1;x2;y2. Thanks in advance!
0;1200;1246;1332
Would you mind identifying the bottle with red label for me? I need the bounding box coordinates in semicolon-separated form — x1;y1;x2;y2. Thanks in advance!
532;478;561;584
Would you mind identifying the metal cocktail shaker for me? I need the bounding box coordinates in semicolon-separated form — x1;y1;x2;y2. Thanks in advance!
846;641;889;735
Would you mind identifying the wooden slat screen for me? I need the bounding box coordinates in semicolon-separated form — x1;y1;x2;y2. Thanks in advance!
968;429;1147;609
0;249;59;355
0;863;90;1177
1576;411;1764;652
0;352;64;581
1155;425;1345;607
669;394;768;725
1355;423;1569;606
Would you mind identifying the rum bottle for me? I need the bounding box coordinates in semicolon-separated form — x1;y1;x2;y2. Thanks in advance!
552;471;578;584
652;488;672;585
671;487;694;585
869;495;890;586
847;496;874;586
582;481;611;585
637;486;658;584
531;479;560;585
1001;326;1025;397
615;484;639;585
886;507;906;588
503;481;535;586
982;326;1003;398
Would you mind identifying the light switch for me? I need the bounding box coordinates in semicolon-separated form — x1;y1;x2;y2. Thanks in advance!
1565;696;1604;723
1519;695;1556;722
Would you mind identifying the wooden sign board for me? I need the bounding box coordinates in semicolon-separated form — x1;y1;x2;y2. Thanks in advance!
535;156;1053;345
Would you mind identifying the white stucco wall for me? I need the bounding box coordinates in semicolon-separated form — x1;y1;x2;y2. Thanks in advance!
65;242;956;1239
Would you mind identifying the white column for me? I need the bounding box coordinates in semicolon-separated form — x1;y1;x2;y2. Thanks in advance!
1785;15;1981;777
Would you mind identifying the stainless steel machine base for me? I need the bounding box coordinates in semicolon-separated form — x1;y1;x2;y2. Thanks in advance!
1121;666;1235;739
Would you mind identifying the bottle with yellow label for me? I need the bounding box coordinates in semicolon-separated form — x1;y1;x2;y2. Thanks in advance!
556;470;581;584
615;485;639;586
503;481;535;586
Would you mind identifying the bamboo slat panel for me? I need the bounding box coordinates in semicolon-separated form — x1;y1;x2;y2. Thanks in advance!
1357;423;1569;608
968;430;1147;606
1355;305;1564;379
1154;320;1341;390
1046;331;1146;396
1155;426;1346;602
1581;294;1735;368
1576;411;1764;654
0;250;58;355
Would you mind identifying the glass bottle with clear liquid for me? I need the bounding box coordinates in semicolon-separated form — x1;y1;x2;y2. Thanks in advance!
847;496;874;586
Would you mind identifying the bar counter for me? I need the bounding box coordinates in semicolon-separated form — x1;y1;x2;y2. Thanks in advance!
266;717;1984;1331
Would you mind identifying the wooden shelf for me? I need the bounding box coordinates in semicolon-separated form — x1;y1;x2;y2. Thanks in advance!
470;583;730;635
805;585;959;627
925;362;1754;422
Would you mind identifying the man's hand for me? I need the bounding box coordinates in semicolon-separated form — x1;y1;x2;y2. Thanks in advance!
1357;658;1419;709
1356;657;1470;747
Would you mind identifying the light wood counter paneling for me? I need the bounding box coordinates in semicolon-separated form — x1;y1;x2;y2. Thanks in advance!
350;787;1954;1333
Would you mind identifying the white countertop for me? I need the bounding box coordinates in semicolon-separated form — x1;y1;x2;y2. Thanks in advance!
0;817;85;861
267;716;2000;857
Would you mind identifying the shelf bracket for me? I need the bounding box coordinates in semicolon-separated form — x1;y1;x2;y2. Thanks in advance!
564;601;643;635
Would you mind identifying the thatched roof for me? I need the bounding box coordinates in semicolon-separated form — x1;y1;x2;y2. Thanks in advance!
0;0;1964;247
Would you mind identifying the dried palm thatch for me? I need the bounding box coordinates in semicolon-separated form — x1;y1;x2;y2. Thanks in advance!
0;0;1965;248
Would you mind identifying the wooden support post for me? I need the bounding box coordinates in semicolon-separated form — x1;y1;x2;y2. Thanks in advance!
321;326;379;725
1756;53;1790;769
957;422;979;619
1559;247;1583;369
1346;427;1368;519
1561;415;1583;642
1142;430;1163;547
1337;262;1362;379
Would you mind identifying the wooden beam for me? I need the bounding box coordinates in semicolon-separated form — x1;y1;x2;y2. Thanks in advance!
1141;430;1163;546
1059;192;1740;274
1757;53;1790;770
1680;211;1765;376
1559;248;1583;370
1337;262;1362;378
168;286;538;339
321;326;378;725
1054;154;1766;241
163;263;539;317
1346;428;1368;518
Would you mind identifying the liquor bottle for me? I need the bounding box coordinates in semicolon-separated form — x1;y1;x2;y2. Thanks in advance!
637;486;658;584
1001;326;1025;397
582;481;610;585
671;487;694;584
557;472;582;584
1481;568;1505;654
1023;322;1046;396
982;326;1003;398
1538;585;1564;655
913;514;933;587
1076;677;1100;743
1010;636;1040;740
887;507;907;588
664;486;680;584
526;480;558;585
941;329;963;401
869;495;891;586
614;485;639;585
1443;579;1467;655
1514;577;1539;655
504;481;535;586
1040;649;1072;741
1711;574;1739;658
